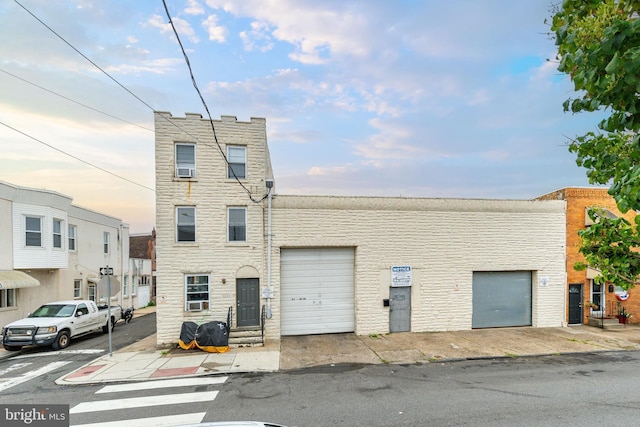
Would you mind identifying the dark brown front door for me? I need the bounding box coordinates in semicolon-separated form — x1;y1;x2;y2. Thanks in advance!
237;278;260;327
568;283;583;324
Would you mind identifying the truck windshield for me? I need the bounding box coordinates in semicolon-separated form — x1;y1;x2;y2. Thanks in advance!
29;304;76;318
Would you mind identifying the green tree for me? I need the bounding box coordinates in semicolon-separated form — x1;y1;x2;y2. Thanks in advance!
551;0;640;289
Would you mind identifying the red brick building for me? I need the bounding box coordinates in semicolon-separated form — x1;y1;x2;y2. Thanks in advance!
537;188;638;325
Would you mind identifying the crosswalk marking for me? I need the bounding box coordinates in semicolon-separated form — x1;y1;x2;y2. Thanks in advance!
14;349;105;359
70;391;219;414
0;362;31;376
96;376;228;393
0;361;70;393
72;412;206;427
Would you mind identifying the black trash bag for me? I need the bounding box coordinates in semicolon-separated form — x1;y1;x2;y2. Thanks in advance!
178;321;198;350
195;321;230;352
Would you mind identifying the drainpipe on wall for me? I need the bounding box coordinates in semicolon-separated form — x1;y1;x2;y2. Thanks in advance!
266;179;274;319
120;224;124;310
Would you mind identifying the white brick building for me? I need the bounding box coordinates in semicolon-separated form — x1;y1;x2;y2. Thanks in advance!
154;112;567;345
0;181;130;329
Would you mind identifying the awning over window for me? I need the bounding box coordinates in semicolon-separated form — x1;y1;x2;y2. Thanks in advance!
586;267;601;280
0;270;40;289
585;207;618;226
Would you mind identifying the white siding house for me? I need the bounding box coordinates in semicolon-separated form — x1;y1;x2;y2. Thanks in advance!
0;181;129;329
154;112;567;346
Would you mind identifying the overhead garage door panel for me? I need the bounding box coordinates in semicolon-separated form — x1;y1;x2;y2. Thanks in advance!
281;248;355;336
472;271;532;329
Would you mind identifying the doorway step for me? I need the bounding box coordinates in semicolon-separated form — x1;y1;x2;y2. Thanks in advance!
229;327;264;347
587;317;625;330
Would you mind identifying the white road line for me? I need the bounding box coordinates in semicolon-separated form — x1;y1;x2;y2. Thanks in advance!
0;362;31;376
72;412;206;427
70;391;219;414
0;361;71;393
14;349;105;359
96;376;228;393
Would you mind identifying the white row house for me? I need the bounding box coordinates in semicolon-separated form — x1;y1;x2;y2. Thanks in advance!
154;112;567;346
0;181;130;328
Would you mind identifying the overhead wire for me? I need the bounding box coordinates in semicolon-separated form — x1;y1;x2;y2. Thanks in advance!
13;0;269;203
0;120;155;192
161;0;270;203
8;0;222;195
13;0;156;113
0;67;153;132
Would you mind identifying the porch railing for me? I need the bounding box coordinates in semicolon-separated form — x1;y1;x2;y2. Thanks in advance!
226;306;233;333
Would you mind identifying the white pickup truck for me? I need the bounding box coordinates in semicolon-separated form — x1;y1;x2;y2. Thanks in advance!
2;300;121;351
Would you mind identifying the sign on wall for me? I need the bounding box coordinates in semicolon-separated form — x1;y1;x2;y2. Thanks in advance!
391;265;412;287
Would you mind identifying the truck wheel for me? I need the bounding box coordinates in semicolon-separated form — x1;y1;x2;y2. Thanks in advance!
3;344;22;351
102;318;115;334
52;330;70;350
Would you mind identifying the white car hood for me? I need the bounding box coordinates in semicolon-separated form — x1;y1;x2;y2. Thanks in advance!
5;317;71;328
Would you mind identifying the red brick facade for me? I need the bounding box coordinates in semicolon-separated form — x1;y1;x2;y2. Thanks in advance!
537;188;638;324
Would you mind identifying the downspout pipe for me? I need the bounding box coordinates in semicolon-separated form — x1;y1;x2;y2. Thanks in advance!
266;179;273;319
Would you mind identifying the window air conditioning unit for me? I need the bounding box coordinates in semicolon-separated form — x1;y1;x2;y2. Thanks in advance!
187;301;203;311
176;168;194;178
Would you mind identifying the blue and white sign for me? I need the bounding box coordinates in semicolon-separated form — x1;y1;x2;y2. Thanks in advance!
391;265;412;287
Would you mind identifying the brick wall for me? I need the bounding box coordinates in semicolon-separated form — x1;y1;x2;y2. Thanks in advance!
537;188;639;324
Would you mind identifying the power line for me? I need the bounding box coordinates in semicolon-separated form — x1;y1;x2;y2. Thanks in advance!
0;67;154;132
12;0;268;201
0;120;155;192
13;0;214;146
13;0;156;113
162;0;270;204
9;0;212;191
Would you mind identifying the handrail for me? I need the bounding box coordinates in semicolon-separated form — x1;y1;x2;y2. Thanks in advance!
226;306;233;333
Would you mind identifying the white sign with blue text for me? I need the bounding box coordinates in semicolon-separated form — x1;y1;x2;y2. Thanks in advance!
391;265;412;287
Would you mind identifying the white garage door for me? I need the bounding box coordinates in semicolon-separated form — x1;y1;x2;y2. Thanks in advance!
280;248;355;336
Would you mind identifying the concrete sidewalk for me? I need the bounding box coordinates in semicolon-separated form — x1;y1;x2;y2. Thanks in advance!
4;305;640;385
280;323;640;369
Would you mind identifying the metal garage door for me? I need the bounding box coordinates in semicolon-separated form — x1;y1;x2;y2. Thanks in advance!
472;271;532;328
280;248;355;335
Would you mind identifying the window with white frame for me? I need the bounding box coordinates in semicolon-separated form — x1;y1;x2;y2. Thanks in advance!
175;143;196;178
103;232;110;254
68;225;77;251
227;145;246;179
73;280;81;299
88;284;96;302
53;218;63;249
0;289;16;308
228;207;246;242
25;216;42;247
176;206;196;242
123;276;129;297
185;274;209;311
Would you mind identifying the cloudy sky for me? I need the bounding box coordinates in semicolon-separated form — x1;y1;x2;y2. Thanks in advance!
0;1;603;233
